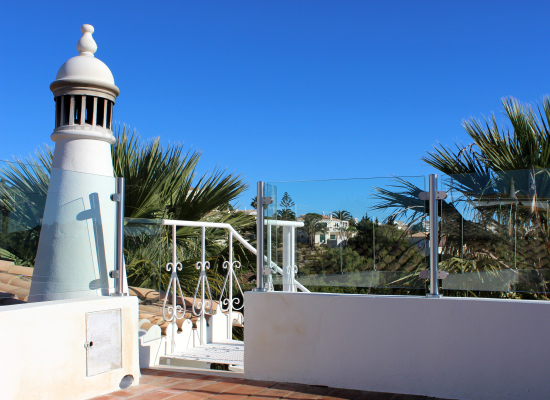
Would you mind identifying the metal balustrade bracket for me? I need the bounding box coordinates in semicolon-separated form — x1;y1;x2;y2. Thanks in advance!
262;266;273;276
262;196;273;205
251;287;269;292
419;191;447;200
109;270;120;279
110;193;121;202
419;270;449;280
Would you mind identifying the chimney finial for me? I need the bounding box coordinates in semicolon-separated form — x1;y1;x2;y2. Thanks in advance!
77;24;97;57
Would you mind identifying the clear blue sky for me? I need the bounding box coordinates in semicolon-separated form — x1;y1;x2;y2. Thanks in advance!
2;1;550;213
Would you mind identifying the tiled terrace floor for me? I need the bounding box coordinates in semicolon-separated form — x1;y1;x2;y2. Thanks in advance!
92;368;453;400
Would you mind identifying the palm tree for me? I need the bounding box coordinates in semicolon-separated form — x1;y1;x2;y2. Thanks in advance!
372;96;550;293
336;225;357;247
0;147;51;266
331;210;352;222
301;213;328;247
424;96;550;175
0;127;255;296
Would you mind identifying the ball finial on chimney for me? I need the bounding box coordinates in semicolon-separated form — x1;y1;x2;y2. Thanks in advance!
77;24;97;56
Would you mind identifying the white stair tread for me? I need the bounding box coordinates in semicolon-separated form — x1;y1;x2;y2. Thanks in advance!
167;340;244;367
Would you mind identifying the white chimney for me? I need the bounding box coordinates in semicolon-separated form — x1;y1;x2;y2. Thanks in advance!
30;25;121;302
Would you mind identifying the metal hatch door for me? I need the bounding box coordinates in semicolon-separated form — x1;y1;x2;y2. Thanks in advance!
86;308;122;376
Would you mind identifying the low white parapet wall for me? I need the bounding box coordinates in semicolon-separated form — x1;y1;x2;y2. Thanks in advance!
0;296;140;400
244;292;550;400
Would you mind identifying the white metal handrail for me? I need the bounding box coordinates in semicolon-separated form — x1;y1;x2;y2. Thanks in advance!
265;220;305;227
161;219;309;352
162;219;309;291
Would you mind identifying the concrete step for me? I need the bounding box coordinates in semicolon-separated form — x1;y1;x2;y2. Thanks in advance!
160;340;244;370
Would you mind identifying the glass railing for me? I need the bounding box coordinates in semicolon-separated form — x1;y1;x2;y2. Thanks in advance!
0;159;117;303
264;176;428;292
124;217;164;320
441;169;550;294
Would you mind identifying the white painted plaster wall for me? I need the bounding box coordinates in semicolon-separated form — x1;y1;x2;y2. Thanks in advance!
244;292;550;400
0;296;140;400
138;319;196;368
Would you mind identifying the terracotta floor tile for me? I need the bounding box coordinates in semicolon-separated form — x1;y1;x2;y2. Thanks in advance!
127;384;160;392
284;392;322;400
195;381;242;395
324;389;363;400
107;390;133;398
169;391;212;400
168;380;216;391
207;393;249;400
255;388;293;398
139;375;162;384
159;387;188;395
224;384;268;396
150;377;192;387
97;370;451;400
130;391;177;400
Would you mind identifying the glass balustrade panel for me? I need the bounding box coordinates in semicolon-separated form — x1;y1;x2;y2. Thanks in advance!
441;169;550;294
0;161;117;303
265;176;427;294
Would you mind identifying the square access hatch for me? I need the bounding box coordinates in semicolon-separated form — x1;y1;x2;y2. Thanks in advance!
86;308;122;376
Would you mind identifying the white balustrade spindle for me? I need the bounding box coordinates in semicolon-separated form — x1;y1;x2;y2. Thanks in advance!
162;224;187;354
192;226;214;346
219;232;245;340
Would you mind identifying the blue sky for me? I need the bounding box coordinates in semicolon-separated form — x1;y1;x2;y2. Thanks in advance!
2;1;550;214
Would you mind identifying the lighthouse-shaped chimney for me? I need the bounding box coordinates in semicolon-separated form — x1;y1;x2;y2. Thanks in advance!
29;25;121;302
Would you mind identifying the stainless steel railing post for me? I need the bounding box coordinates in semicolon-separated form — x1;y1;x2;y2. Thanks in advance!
427;174;442;298
111;177;125;296
255;181;265;291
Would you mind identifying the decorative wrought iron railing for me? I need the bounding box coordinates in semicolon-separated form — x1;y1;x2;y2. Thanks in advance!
161;219;309;353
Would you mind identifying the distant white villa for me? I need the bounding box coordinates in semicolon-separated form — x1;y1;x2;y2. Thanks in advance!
235;207;258;217
296;212;355;247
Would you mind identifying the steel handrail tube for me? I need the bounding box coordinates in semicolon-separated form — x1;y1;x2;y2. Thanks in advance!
161;218;310;293
265;220;305;227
